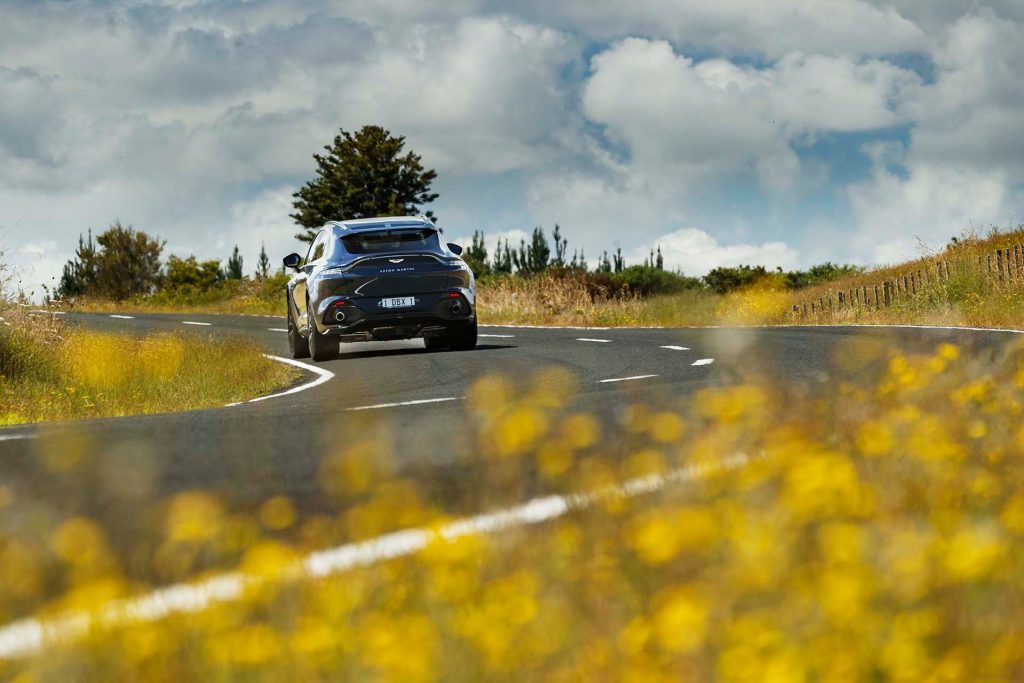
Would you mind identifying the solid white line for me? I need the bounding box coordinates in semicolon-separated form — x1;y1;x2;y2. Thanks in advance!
576;338;612;343
267;328;288;332
660;345;690;351
109;314;134;320
0;453;750;660
246;356;335;404
692;358;715;366
598;374;658;383
478;334;514;338
343;397;462;412
181;321;212;326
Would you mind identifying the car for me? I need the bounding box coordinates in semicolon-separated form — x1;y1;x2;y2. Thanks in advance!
282;216;477;361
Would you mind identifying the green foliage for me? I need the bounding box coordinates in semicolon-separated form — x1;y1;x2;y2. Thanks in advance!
463;231;489;278
783;262;864;289
610;265;703;296
703;265;770;294
226;245;244;280
290;125;439;242
164;255;224;292
551;224;568;266
492;239;514;274
57;222;164;301
511;227;551;274
256;243;271;279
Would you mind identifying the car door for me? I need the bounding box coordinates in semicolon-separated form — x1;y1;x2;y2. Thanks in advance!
293;230;326;329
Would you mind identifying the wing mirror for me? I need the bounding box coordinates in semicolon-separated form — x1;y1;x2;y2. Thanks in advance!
283;253;302;270
447;243;464;256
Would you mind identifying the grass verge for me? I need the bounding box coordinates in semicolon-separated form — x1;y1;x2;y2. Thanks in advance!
0;308;297;425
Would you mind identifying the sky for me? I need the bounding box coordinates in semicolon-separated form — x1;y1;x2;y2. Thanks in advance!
2;0;1023;296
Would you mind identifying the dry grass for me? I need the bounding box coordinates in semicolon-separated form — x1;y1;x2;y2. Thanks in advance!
783;227;1024;329
66;274;289;316
0;306;297;425
4;338;1024;679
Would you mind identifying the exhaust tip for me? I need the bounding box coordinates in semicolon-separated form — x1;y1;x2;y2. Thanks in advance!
449;300;463;314
333;310;346;322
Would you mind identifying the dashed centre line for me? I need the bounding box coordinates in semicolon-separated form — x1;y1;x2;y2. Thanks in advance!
268;328;288;332
692;358;715;366
660;345;689;351
181;321;212;326
343;397;463;412
479;334;514;338
576;338;612;343
598;374;658;384
109;314;134;319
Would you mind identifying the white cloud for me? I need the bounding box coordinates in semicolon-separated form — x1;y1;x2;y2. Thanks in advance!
629;228;799;276
582;39;920;190
499;0;926;58
844;11;1024;264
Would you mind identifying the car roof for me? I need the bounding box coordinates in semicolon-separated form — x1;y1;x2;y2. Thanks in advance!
326;216;434;233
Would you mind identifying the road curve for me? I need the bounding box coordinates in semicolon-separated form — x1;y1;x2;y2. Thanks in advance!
1;312;1019;516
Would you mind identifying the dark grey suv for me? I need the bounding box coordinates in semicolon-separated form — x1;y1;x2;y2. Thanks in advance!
282;216;477;361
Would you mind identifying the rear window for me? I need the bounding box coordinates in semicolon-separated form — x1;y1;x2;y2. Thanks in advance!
341;229;440;255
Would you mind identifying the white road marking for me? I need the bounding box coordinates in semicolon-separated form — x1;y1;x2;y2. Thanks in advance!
692;358;715;366
267;328;288;332
576;338;612;343
29;310;65;315
478;334;514;338
109;314;134;320
598;374;658;383
660;345;690;351
0;434;34;442
181;321;212;326
245;356;335;404
343;396;462;412
0;453;750;660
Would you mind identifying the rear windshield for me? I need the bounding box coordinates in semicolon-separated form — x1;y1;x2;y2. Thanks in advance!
341;229;440;255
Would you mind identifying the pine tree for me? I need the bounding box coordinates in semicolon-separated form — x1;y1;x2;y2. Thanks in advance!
226;245;244;279
656;246;664;271
256;242;271;279
613;247;625;273
291;125;438;242
551;224;568;266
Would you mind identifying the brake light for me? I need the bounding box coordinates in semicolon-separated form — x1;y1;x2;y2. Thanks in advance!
447;292;461;298
331;299;349;306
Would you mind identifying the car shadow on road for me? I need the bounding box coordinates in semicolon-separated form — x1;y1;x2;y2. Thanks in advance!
335;343;516;360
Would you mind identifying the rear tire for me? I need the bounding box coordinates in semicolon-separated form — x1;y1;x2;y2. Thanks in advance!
287;296;310;359
449;319;477;351
424;335;450;351
308;301;340;362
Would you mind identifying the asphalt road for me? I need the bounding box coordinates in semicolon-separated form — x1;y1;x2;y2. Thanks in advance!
1;313;1019;522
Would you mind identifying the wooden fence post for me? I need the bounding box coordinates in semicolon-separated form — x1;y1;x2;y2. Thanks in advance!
997;249;1005;283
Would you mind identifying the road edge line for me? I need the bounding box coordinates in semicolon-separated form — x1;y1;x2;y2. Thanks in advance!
245;355;335;404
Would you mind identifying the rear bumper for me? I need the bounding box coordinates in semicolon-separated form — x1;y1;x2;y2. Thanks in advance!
315;290;475;342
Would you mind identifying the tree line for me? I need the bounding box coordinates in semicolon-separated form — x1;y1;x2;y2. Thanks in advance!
56;221;275;300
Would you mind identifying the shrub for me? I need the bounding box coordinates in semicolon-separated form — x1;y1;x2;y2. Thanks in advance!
610;265;704;297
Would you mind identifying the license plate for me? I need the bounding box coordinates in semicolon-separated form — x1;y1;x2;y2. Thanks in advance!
379;296;416;309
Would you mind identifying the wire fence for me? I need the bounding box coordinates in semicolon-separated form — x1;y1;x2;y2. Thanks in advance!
789;244;1024;321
